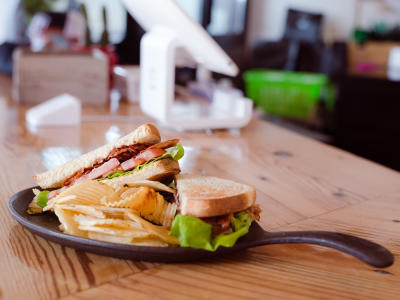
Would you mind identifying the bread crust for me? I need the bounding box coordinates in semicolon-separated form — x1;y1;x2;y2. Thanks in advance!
35;123;161;188
180;191;256;218
176;174;256;217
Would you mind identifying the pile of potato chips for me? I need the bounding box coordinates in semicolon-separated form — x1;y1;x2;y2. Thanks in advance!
44;180;179;246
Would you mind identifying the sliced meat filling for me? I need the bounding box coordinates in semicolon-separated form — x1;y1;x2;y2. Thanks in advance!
63;143;150;187
121;148;166;171
62;167;88;187
202;214;233;237
47;187;66;199
54;140;179;200
201;204;262;237
86;158;121;180
100;144;150;165
62;158;121;189
246;204;261;221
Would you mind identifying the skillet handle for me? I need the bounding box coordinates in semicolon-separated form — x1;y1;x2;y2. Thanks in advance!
255;231;394;268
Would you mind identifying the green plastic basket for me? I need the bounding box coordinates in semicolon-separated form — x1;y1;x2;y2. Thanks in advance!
244;70;334;121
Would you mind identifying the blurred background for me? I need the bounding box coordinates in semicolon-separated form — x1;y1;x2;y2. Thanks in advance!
1;0;400;171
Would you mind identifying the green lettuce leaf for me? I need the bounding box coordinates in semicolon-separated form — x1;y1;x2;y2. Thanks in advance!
103;170;125;180
99;144;184;181
36;190;50;208
169;211;253;251
168;144;184;161
169;215;214;250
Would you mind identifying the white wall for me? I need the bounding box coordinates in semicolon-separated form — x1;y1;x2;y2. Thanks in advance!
358;0;400;29
247;0;358;44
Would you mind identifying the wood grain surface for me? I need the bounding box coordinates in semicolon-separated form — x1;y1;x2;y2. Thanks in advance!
0;73;399;299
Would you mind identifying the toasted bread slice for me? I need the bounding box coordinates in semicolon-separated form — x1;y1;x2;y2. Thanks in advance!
35;123;161;189
176;174;256;217
104;158;180;186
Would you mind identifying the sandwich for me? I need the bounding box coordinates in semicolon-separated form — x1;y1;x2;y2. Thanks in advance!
30;173;260;250
169;174;261;251
29;123;184;213
26;123;261;250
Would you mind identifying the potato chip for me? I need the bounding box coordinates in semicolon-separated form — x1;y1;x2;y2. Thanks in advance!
105;179;176;194
109;186;132;201
57;195;77;202
54;206;87;237
161;202;177;228
74;214;143;230
119;187;141;200
125;212;179;245
106;187;177;227
90;206;133;218
55;204;105;218
47;195;93;211
45;181;119;211
78;225;150;238
120;180;176;194
105;187;148;209
49;179;179;248
88;232;133;244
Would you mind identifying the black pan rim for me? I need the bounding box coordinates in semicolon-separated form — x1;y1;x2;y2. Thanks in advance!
7;186;245;262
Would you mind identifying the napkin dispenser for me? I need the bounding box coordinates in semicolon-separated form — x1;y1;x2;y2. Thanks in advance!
122;0;252;131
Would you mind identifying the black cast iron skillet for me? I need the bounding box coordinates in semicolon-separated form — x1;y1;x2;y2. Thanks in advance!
8;187;394;267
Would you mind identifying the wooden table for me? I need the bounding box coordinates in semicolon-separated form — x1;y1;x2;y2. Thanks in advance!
0;74;399;299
